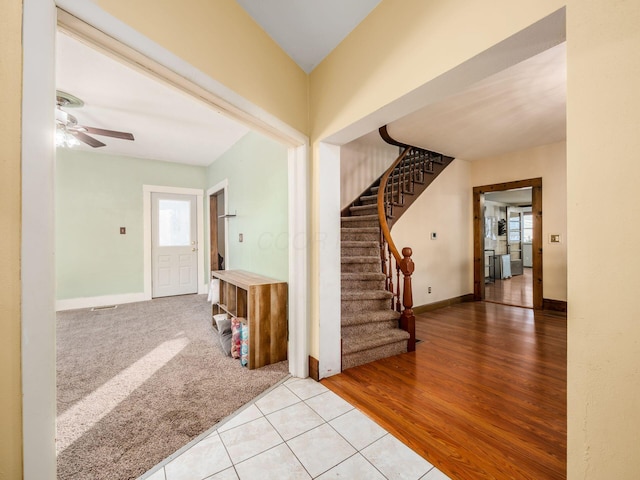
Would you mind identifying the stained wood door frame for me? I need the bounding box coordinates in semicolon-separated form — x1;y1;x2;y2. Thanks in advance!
210;194;219;271
473;178;543;309
207;180;229;273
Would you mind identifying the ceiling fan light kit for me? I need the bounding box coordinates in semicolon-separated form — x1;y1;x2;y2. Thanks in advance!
55;90;135;148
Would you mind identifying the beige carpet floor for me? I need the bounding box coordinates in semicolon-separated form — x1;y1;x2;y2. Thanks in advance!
56;294;288;480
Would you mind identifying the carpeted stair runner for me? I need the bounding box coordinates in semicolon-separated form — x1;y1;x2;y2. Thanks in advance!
341;197;409;370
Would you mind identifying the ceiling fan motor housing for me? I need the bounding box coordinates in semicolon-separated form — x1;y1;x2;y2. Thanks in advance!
55;90;134;148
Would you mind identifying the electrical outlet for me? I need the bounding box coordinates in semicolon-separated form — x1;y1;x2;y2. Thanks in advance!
428;286;432;294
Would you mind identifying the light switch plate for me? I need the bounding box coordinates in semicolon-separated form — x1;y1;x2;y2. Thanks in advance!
120;227;126;234
239;233;243;242
550;234;561;243
431;232;437;240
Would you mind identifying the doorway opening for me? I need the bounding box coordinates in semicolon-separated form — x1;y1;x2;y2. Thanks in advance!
483;188;533;307
151;192;199;298
473;178;542;309
208;185;227;272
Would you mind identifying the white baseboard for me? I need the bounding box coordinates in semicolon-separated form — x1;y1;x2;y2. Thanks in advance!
56;292;150;311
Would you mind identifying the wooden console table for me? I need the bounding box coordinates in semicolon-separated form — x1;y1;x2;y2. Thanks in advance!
211;270;287;369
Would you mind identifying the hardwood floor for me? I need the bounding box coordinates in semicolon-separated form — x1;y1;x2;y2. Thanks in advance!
323;302;566;480
485;267;533;308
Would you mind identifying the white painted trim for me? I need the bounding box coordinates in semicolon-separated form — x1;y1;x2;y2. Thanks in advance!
143;185;205;298
22;0;57;478
56;293;148;312
288;144;310;378
317;143;342;378
206;179;230;274
23;5;311;476
56;0;308;147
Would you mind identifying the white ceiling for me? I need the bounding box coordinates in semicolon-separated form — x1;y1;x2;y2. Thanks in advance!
236;0;382;73
386;43;566;161
56;9;566;168
56;32;250;166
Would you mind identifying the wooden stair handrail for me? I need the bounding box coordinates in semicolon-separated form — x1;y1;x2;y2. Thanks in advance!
376;131;416;352
376;146;410;264
374;125;453;353
379;124;413;150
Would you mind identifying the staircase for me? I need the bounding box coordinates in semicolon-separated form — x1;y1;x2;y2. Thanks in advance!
340;127;454;370
341;212;408;370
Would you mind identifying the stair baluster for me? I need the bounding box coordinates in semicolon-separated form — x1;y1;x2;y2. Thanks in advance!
377;145;416;350
371;127;455;353
399;248;416;352
395;262;401;312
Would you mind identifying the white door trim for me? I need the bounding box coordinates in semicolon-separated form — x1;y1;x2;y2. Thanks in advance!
288;143;310;379
143;185;205;299
206;179;230;273
21;1;57;478
317;143;341;379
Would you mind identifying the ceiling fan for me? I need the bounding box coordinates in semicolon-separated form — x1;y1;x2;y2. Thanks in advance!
55;90;135;148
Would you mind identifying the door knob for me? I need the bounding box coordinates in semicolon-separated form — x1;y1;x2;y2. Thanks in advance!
191;247;197;252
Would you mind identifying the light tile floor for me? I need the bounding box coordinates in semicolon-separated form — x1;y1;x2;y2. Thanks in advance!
140;377;451;480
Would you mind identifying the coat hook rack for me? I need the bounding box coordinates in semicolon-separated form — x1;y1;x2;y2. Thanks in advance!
218;210;237;218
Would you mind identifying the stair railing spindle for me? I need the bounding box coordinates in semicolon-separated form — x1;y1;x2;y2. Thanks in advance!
376;144;416;351
412;149;417;184
387;243;394;305
395;262;401;312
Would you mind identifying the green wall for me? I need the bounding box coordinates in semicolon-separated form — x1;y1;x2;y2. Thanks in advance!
56;149;206;300
56;132;288;301
207;131;289;281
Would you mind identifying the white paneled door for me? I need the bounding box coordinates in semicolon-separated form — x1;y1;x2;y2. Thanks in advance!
151;193;198;297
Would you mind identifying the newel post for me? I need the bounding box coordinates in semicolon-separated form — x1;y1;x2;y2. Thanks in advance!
399;247;416;352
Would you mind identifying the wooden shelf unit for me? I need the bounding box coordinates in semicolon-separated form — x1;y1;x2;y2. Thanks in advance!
211;270;287;369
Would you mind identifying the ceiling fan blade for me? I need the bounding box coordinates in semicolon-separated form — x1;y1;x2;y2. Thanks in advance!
71;131;106;148
82;126;135;141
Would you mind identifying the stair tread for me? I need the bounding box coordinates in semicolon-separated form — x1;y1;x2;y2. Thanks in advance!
341;241;379;247
342;290;393;301
341;226;378;232
342;329;409;355
359;194;378;202
341;256;379;263
341;309;400;326
341;272;386;279
341;214;378;222
350;205;377;211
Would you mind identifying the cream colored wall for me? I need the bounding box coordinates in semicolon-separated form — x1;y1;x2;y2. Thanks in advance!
95;0;308;134
391;141;567;309
391;159;473;307
340;133;398;209
308;0;565;369
471;141;567;301
9;0;640;477
0;0;23;478
567;1;640;478
309;0;565;142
